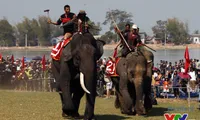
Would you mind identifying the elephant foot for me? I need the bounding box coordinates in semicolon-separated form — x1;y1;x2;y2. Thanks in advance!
114;98;120;109
121;110;135;116
145;107;152;113
135;110;147;116
62;112;83;119
136;113;147;117
84;115;97;120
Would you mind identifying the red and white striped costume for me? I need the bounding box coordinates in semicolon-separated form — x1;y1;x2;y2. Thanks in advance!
51;38;71;61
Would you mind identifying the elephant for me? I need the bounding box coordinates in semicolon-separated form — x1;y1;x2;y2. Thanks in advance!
51;32;105;120
112;47;154;115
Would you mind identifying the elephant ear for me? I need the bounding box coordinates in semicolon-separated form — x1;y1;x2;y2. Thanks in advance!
96;39;106;46
95;39;105;60
61;34;83;62
61;44;72;62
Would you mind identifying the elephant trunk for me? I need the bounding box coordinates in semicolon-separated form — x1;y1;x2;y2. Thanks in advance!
80;72;91;94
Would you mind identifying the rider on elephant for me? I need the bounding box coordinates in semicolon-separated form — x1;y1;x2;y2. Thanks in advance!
115;24;153;63
48;5;76;40
115;24;154;111
76;10;91;33
115;24;139;57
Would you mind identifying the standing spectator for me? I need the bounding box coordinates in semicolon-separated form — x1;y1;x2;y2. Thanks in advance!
172;71;180;98
181;66;185;73
155;71;162;97
188;68;197;90
105;77;113;99
152;71;157;98
163;78;169;98
196;60;200;82
104;57;115;99
102;57;107;66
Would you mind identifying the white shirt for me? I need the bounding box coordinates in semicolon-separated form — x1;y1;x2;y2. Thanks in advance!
153;72;158;78
181;68;185;73
189;71;196;81
17;66;21;71
196;62;200;70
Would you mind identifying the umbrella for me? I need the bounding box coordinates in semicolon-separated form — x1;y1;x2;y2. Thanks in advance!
32;56;42;60
178;72;191;79
153;67;159;71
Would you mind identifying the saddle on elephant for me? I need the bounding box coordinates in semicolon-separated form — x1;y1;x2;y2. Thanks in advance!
51;37;72;61
105;56;120;77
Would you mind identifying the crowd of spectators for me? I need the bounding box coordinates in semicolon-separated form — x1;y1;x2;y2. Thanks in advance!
152;59;200;98
1;55;200;100
0;55;55;92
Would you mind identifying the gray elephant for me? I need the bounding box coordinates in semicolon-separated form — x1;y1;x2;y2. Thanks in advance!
112;47;154;115
51;33;105;120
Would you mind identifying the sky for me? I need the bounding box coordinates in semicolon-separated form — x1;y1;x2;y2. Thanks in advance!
0;0;199;35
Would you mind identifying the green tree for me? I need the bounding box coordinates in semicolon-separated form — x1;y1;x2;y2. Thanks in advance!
166;18;189;44
38;16;52;46
50;25;63;37
100;31;117;44
30;18;41;46
88;21;101;35
15;22;26;46
102;9;133;44
193;30;199;34
152;20;167;42
14;17;40;46
103;9;134;31
0;18;15;46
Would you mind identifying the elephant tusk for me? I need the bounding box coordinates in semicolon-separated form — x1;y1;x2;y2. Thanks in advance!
80;72;91;94
147;60;152;63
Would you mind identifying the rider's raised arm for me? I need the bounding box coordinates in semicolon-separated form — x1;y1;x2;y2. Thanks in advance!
48;17;62;25
55;17;62;25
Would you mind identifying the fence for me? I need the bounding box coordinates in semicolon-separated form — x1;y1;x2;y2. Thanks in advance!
11;78;56;92
153;85;200;110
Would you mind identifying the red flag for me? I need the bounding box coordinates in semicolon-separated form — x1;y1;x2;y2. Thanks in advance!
113;49;117;58
21;56;25;69
184;46;190;74
42;55;46;71
0;53;2;62
11;54;14;64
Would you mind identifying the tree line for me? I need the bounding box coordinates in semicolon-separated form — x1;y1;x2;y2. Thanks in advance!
0;9;199;46
0;16;101;47
101;9;199;45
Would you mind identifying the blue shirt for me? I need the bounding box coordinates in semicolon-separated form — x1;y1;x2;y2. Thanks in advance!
172;75;180;87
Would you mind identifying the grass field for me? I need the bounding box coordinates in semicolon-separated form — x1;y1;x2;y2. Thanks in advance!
0;90;199;120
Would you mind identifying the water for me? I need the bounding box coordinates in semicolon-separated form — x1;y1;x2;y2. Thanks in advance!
1;48;200;65
103;48;200;65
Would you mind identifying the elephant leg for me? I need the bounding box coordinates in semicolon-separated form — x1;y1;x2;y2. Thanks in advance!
119;72;133;114
110;76;120;109
59;60;75;115
72;78;85;116
144;62;153;111
84;76;97;120
51;60;67;113
51;60;61;91
140;49;154;111
128;82;136;112
132;77;146;115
